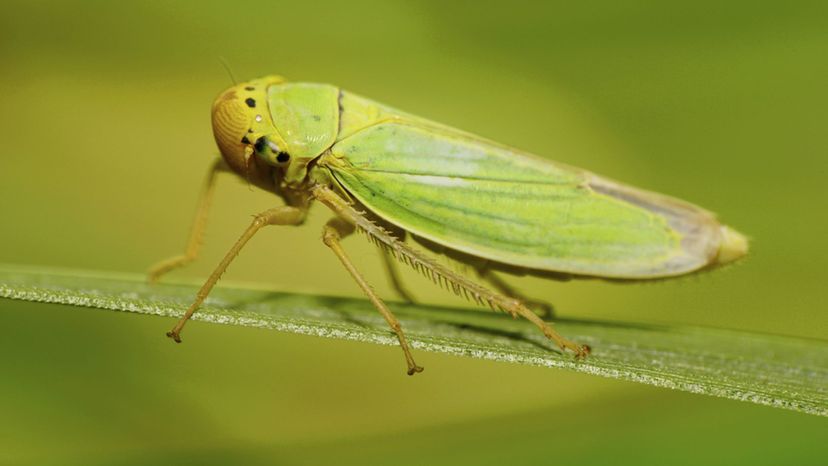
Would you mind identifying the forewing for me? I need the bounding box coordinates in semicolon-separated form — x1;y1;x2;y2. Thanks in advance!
325;121;721;278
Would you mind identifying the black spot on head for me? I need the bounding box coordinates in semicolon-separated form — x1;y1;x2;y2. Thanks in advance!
312;115;321;122
248;128;253;133
245;98;256;108
241;136;250;144
276;152;290;163
254;137;266;153
245;86;255;91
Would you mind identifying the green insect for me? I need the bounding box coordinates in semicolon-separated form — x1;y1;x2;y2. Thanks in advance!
149;75;748;375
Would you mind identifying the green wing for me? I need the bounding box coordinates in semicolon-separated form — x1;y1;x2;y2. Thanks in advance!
323;121;724;278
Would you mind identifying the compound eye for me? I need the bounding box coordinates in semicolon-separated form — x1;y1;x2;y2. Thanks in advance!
247;136;291;166
254;136;266;153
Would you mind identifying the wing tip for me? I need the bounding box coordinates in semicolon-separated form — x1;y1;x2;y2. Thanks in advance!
713;225;750;265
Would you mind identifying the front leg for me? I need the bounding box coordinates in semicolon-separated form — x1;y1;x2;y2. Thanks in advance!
167;206;306;342
148;158;229;283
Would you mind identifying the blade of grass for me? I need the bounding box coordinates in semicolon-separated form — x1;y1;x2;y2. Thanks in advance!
0;263;825;416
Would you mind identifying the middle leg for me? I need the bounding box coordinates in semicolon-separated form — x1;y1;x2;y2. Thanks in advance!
380;246;416;303
321;217;424;375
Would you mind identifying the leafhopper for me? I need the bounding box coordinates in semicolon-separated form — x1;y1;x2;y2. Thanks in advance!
149;75;748;375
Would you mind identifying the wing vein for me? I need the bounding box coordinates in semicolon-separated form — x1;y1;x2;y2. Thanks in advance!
350;167;577;186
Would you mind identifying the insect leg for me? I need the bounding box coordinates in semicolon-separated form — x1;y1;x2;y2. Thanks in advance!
370;222;416;302
380;247;416;303
166;206;306;343
476;268;555;319
148;158;230;283
312;184;588;359
501;299;590;358
322;217;424;375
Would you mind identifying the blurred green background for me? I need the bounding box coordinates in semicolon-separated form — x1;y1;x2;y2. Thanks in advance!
1;0;826;464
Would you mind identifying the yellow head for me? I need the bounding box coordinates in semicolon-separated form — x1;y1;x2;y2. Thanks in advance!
210;75;291;189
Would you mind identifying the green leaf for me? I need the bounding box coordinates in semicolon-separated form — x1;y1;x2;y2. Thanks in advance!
1;264;825;416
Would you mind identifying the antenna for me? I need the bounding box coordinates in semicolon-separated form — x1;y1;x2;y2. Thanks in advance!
218;57;237;85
